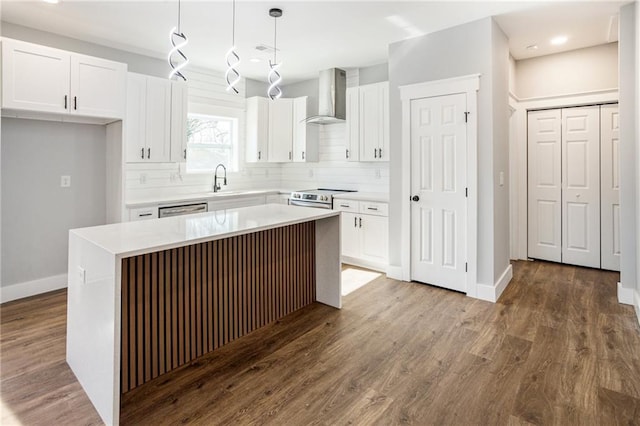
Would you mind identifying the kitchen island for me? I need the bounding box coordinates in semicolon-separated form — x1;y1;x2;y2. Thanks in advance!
66;204;341;426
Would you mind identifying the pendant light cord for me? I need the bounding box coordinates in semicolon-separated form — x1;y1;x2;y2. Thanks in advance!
177;0;181;33
232;0;236;45
273;15;277;64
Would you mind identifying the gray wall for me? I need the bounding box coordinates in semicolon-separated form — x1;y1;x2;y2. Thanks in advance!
1;118;106;286
619;4;638;296
245;78;269;98
515;43;619;99
388;17;509;287
359;63;389;85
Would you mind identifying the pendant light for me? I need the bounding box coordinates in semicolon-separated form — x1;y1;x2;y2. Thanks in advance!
267;8;283;100
225;0;241;93
168;0;189;81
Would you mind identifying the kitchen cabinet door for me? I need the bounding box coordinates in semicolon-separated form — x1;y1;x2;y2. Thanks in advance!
70;53;126;119
144;77;172;162
1;38;71;114
246;96;269;163
359;82;388;162
125;73;147;162
360;214;388;264
341;212;361;258
170;81;189;162
345;87;360;162
268;98;294;162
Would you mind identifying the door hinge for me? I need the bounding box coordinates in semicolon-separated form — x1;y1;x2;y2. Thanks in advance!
465;187;468;197
464;111;470;123
465;262;468;272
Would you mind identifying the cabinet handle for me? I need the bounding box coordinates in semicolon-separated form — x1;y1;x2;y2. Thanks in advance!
258;151;261;160
183;149;187;160
354;217;357;227
141;148;145;159
346;149;349;159
147;148;151;159
302;151;305;160
139;213;153;217
340;204;350;208
367;207;378;211
74;96;77;110
359;217;362;228
64;95;68;109
379;148;382;158
374;148;377;159
289;151;292;160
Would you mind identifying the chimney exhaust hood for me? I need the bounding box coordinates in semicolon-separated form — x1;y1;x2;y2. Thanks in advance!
304;68;346;124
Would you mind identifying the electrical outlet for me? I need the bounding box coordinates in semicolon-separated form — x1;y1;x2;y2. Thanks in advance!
308;169;314;178
140;173;147;184
77;266;86;284
499;171;504;186
60;175;71;187
375;169;381;179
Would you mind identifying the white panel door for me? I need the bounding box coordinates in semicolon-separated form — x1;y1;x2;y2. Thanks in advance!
144;77;172;162
561;106;600;268
527;109;562;262
1;39;70;114
410;93;467;293
600;104;620;271
70;54;126;119
268;98;294;162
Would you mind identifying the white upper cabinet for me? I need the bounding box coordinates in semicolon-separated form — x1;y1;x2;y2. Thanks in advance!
345;87;360;162
268;98;294;162
245;96;269;163
247;96;318;163
169;81;189;162
293;96;318;162
125;73;171;163
359;81;389;162
70;54;127;119
1;38;126;120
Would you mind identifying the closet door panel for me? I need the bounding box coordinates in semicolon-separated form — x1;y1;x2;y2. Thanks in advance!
601;104;620;271
561;106;600;268
527;109;562;262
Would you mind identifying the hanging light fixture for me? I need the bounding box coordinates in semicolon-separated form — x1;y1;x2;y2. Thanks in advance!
168;0;189;81
225;0;241;93
267;8;283;100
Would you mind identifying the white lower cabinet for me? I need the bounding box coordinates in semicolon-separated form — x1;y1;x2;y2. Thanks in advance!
266;194;290;205
208;196;266;211
129;206;159;221
335;199;388;272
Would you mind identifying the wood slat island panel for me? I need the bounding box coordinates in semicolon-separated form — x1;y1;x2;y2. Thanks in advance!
120;222;316;392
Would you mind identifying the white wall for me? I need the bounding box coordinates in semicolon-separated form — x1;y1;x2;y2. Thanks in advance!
616;4;636;314
635;2;640;317
1;118;106;286
515;43;618;99
388;17;510;289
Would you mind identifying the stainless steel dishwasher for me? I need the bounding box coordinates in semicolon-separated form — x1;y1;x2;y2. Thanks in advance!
158;202;208;218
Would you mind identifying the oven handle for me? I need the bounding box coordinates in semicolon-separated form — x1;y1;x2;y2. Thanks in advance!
289;199;332;209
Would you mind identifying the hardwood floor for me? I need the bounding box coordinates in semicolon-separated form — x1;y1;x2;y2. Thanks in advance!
1;260;639;425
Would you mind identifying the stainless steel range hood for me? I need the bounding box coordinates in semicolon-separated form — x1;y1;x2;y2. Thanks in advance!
304;68;346;124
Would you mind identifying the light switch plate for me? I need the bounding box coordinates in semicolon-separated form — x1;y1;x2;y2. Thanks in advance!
61;175;71;187
77;266;86;284
499;171;504;186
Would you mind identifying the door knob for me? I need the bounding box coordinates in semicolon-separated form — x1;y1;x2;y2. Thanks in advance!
411;195;420;202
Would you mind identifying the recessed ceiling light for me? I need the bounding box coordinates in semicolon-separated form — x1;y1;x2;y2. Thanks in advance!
250;58;261;63
551;36;568;45
526;44;538;51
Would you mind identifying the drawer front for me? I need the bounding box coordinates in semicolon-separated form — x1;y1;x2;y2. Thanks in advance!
130;206;158;221
359;201;388;217
333;199;359;213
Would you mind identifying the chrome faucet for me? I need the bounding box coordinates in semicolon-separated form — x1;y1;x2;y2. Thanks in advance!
213;163;227;192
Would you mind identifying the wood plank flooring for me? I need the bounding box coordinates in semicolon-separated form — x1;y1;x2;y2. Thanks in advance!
2;260;640;425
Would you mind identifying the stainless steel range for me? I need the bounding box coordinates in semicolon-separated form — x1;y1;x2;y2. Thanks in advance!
289;189;356;209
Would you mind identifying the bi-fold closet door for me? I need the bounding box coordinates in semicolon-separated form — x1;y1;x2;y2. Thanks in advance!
527;104;620;271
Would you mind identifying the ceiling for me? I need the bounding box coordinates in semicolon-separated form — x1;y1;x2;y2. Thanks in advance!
0;1;627;84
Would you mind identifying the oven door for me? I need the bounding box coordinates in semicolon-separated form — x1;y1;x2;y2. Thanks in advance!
289;199;332;209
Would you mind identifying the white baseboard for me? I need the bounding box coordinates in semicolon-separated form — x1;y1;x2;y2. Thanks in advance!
475;264;513;303
386;265;405;281
635;291;640;328
342;257;387;275
617;282;635;305
0;274;68;304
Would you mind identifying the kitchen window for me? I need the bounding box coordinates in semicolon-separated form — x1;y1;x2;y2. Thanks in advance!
186;113;239;173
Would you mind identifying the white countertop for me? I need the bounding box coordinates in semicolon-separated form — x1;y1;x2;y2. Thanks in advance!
126;189;295;208
71;204;339;257
333;192;389;203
